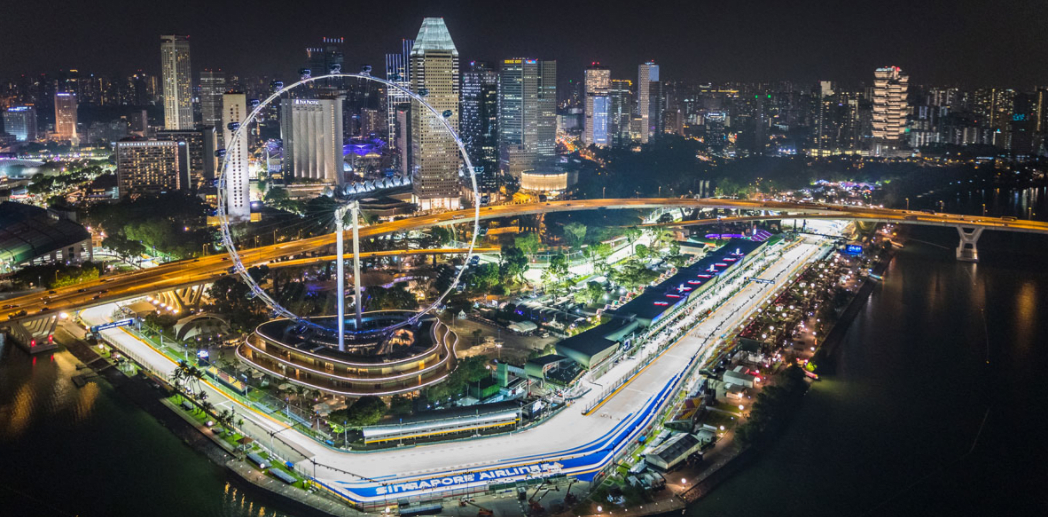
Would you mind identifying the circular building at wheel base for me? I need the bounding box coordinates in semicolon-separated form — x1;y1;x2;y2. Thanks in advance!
237;310;455;397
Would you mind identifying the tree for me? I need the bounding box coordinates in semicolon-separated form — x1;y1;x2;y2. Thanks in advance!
389;395;413;417
563;222;587;248
574;281;605;306
329;396;387;428
206;276;267;331
624;227;643;254
366;284;419;310
499;246;529;284
634;243;650;261
431;226;456;246
264;186;290;207
515;232;541;255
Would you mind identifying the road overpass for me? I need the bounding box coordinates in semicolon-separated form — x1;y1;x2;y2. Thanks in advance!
5;198;1046;321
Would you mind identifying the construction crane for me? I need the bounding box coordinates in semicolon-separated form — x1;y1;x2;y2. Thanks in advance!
458;498;493;517
563;479;578;506
528;482;549;515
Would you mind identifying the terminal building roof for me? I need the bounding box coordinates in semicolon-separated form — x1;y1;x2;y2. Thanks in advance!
0;201;90;267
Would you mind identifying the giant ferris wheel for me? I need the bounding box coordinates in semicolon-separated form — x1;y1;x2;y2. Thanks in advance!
216;72;480;352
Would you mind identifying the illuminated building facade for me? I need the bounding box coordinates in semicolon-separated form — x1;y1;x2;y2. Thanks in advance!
583;64;610;147
222;92;250;221
3;106;37;142
53;92;78;143
409;17;461;211
498;58;556;179
160;35;193;130
281;97;345;183
872;66;909;155
115;138;189;196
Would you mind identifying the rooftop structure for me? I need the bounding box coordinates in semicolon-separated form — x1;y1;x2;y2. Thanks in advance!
0;202;92;273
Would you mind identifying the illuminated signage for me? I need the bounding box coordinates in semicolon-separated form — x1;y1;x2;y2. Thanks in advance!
90;319;135;332
845;244;863;255
376;463;561;495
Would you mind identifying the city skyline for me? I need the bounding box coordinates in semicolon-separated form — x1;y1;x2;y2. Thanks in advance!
2;1;1047;89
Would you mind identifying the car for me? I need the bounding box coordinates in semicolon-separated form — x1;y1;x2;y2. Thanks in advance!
77;288;87;293
92;295;101;300
39;307;50;313
48;290;56;295
1;304;16;309
99;289;109;294
99;278;108;283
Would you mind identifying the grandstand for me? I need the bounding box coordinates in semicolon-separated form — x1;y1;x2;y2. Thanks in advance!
362;401;522;445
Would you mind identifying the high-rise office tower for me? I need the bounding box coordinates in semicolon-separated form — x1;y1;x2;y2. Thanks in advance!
609;79;634;147
161;35;193;130
54;92;78;143
461;61;499;189
127;72;158;106
395;103;412;168
307;37;345;77
637;62;662;143
872;66;909;155
3;106;37;141
385;38;415;154
306;37;346;93
360;108;382;138
1034;87;1048;156
280;98;345;183
222;92;250;221
114;138;190;196
409;17;461;211
498;58;556;180
200;69;226;131
583;64;611;147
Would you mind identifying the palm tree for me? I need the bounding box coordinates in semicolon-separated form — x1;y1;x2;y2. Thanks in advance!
189;366;205;394
169;369;185;400
201;401;215;417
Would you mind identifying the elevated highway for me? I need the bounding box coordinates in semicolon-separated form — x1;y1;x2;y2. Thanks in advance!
5;198;1046;321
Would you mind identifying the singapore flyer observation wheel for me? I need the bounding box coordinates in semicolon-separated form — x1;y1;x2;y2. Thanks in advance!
215;73;480;337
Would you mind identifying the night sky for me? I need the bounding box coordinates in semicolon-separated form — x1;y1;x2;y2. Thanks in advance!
3;0;1047;88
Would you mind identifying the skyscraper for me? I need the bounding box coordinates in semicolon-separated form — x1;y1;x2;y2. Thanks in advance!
161;35;193;130
637;62;662;143
281;98;345;183
200;69;226;131
307;37;345;77
409;17;461;211
872;66;909;155
385;38;414;153
3;106;37;142
460;61;499;190
609;79;634;147
583;64;611;147
222;92;250;221
498;58;557;180
53;92;78;143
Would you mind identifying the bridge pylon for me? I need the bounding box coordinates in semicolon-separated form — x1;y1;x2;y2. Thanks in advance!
956;226;983;262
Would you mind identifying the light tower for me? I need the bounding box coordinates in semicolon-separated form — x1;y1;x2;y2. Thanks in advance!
334;201;364;352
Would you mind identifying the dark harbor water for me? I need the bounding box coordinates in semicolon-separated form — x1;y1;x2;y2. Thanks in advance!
0;345;291;517
684;191;1048;516
1;188;1046;517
